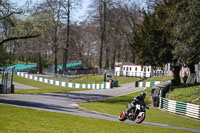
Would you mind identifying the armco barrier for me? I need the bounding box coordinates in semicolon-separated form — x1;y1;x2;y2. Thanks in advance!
16;72;111;90
136;81;163;87
160;97;200;119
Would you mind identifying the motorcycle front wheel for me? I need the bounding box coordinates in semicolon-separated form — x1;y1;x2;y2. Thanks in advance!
119;110;127;121
135;112;145;124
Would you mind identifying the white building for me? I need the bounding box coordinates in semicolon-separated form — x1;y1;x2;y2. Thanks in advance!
115;64;152;78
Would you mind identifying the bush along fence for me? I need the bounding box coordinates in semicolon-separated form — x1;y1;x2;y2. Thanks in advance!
160;97;200;120
15;72;111;90
136;81;163;87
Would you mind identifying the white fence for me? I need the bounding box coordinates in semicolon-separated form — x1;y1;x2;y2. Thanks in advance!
160;97;200;119
15;72;111;90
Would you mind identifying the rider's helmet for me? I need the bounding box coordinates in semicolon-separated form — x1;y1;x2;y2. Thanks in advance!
140;92;146;100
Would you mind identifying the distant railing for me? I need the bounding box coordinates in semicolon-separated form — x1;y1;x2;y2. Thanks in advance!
115;71;151;78
114;70;171;78
151;71;170;77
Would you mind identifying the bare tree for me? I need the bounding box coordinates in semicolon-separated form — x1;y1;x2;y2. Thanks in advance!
62;0;81;73
0;1;40;46
36;0;67;73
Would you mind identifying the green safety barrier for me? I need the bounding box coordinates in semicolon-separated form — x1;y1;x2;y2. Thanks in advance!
58;62;82;69
5;64;36;71
161;97;200;119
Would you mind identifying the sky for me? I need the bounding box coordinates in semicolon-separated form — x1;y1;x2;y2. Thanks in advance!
11;0;147;22
11;0;91;22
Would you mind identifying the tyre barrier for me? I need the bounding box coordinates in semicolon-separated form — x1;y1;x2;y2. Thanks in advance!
15;72;111;90
136;81;163;87
160;97;200;119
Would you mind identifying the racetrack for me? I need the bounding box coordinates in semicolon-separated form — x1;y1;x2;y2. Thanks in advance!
0;82;199;133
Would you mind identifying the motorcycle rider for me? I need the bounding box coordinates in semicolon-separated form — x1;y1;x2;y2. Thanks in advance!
127;92;147;115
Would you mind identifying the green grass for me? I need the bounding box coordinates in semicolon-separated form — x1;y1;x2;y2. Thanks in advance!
37;74;140;85
166;85;200;104
117;77;141;85
0;104;195;133
143;76;173;82
39;74;104;84
79;87;200;130
13;75;87;94
1;74;140;94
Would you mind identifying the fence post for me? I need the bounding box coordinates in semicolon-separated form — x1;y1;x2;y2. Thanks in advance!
10;68;15;93
159;97;162;109
5;73;8;93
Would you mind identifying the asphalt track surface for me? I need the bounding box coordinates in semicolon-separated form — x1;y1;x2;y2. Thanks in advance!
0;79;38;89
0;82;200;133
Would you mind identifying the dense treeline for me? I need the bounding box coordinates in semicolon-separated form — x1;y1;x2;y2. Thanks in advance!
0;0;199;85
131;0;200;85
0;0;141;72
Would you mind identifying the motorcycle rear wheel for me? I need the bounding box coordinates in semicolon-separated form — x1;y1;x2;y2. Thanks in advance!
119;110;127;121
135;112;145;124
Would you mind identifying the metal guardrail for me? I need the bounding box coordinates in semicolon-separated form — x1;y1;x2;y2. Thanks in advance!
160;97;200;119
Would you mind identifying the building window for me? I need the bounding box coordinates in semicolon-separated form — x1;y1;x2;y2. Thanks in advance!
126;67;129;71
141;66;143;71
135;67;137;71
148;68;150;71
123;67;125;70
130;67;132;71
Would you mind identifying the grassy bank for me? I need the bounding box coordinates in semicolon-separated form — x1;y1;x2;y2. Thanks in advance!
143;76;173;82
0;104;195;133
13;75;86;94
79;87;200;130
37;74;104;84
167;85;200;105
35;74;140;85
117;77;140;85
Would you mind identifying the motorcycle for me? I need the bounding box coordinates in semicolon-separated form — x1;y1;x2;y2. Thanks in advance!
119;102;149;124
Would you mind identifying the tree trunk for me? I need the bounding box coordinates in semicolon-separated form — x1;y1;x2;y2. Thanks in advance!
105;41;109;69
99;40;103;69
111;45;116;70
63;0;70;74
99;2;103;70
124;43;128;62
99;0;106;70
38;53;43;74
54;51;58;74
173;65;181;86
188;62;195;74
117;46;121;62
62;51;66;73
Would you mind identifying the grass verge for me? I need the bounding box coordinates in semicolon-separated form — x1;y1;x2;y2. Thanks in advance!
34;74;141;85
167;85;200;104
143;76;173;82
0;104;195;133
79;87;200;130
13;75;87;94
117;77;140;85
38;74;104;84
